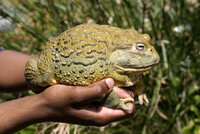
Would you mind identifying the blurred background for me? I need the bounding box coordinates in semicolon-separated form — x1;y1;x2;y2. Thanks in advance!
0;0;199;134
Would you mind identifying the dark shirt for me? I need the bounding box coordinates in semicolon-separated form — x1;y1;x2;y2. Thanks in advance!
0;48;3;52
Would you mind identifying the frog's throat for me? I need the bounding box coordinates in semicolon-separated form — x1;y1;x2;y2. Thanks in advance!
114;64;153;72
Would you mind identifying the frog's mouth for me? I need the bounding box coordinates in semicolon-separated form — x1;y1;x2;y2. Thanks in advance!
114;63;157;72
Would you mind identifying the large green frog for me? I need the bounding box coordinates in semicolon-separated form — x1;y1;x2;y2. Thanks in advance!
25;24;160;111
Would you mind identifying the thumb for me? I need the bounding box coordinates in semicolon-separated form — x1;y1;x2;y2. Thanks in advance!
73;78;114;103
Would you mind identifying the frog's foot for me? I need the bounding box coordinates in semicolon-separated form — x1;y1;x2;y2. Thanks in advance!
138;94;149;105
119;98;134;112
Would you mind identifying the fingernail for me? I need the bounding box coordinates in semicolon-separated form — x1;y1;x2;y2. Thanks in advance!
126;103;134;113
105;78;114;90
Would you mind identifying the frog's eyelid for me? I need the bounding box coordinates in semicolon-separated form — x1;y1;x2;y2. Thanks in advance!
137;43;145;46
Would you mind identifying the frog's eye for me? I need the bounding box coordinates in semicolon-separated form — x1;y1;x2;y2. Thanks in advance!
136;43;145;51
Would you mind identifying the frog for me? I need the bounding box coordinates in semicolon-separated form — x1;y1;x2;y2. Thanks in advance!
25;24;160;112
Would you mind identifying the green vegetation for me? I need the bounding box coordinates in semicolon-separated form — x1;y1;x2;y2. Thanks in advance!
0;0;199;133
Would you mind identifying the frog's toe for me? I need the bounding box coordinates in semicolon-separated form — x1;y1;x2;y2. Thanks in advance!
138;94;149;105
120;97;134;112
120;97;134;103
143;94;149;104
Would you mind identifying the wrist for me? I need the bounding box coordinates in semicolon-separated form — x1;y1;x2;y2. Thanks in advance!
0;94;53;133
28;93;56;123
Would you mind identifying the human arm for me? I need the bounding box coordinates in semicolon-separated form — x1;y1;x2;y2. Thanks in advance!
0;50;134;133
0;78;134;134
0;50;38;92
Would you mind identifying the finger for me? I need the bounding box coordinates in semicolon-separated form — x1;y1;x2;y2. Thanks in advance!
97;105;136;124
69;106;124;126
113;86;134;98
71;104;135;126
72;78;114;103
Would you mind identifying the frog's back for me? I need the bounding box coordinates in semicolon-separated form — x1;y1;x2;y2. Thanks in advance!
40;24;120;85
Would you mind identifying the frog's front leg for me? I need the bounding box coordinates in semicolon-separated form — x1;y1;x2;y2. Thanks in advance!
25;59;57;90
134;78;149;105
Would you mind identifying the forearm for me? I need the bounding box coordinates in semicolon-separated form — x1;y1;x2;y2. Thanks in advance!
0;94;50;134
0;50;38;92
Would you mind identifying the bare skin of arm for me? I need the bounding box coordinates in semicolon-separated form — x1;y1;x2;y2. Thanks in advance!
0;50;134;134
0;50;37;92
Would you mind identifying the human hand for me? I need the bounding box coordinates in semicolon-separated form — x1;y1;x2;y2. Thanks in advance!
39;78;135;126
